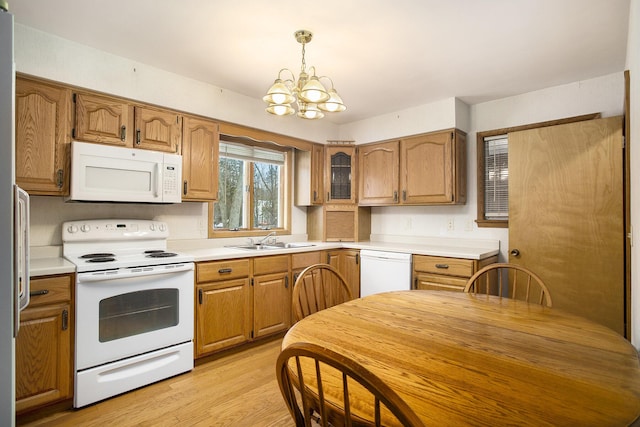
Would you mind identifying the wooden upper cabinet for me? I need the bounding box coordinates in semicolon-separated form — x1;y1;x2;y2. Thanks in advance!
74;92;134;147
75;93;182;153
294;143;324;206
135;105;182;153
358;140;400;205
325;145;357;204
182;116;219;200
401;130;466;204
15;77;71;195
358;129;466;206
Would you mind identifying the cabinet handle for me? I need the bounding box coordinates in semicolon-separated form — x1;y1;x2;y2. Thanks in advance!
218;268;232;274
198;288;203;305
29;289;49;297
403;190;407;201
293;272;300;283
313;190;317;202
62;309;68;331
327;192;330;201
435;264;449;269
183;181;188;195
120;125;126;141
284;275;289;288
136;129;141;145
56;169;64;188
393;191;398;202
356;253;359;265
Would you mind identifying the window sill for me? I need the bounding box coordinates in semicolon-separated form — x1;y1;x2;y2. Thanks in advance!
476;219;508;228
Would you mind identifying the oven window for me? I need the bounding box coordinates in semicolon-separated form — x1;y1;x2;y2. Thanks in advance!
99;288;179;342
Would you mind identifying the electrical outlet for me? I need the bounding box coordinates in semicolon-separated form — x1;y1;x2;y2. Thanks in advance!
447;218;454;231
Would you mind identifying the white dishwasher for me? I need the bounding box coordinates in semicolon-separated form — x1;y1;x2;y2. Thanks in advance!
360;250;412;297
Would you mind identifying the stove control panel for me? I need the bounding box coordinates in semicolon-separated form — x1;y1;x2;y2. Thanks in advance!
63;219;170;242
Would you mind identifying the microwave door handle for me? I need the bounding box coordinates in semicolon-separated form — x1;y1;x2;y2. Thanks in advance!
155;163;161;198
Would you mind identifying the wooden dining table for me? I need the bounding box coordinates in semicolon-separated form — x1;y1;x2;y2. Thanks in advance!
281;290;640;426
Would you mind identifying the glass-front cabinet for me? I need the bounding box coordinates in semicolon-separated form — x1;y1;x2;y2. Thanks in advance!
325;145;356;203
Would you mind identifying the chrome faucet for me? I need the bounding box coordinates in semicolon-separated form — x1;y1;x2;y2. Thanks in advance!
257;231;276;245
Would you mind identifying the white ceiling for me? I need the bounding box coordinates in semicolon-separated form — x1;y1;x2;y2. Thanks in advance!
9;0;631;125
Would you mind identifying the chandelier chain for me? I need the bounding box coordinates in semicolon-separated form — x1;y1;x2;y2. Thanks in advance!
300;41;307;74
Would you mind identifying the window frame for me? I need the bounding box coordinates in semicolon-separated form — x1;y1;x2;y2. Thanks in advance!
476;113;601;228
208;136;293;239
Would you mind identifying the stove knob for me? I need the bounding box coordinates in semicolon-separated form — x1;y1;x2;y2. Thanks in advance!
81;224;91;232
158;223;167;232
149;223;156;231
67;225;78;234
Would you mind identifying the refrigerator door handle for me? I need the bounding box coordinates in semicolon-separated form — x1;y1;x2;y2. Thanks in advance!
13;185;29;337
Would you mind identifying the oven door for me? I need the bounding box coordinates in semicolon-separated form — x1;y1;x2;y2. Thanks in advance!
75;262;194;371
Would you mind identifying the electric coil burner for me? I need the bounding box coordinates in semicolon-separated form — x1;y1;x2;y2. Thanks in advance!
63;219;194;408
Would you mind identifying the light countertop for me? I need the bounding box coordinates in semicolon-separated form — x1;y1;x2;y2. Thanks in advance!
30;236;500;277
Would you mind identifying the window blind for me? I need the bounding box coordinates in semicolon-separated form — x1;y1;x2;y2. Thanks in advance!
219;141;285;165
484;135;508;219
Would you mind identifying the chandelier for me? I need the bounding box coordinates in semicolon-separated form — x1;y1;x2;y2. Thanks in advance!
263;30;346;120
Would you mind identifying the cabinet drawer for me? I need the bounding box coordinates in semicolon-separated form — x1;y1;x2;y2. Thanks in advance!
291;251;322;270
197;259;250;283
28;275;72;306
414;272;467;292
253;255;290;276
413;255;474;277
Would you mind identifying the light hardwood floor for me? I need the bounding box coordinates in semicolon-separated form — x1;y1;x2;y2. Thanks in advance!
17;337;294;427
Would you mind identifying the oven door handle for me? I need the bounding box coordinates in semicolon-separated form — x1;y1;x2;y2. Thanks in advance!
77;263;194;283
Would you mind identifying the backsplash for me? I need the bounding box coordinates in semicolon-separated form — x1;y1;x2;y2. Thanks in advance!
29;196;209;246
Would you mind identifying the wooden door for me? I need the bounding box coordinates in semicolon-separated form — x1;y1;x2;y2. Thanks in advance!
310;143;325;204
74;92;133;146
15;78;71;195
358;141;399;205
182;116;219;200
134;106;182;153
509;116;624;334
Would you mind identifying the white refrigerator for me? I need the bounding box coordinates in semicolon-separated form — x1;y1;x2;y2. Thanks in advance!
1;5;30;425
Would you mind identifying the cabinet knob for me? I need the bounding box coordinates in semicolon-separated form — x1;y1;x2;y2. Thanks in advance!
510;249;521;257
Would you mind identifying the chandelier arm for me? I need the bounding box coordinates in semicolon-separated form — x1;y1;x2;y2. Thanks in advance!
318;75;335;89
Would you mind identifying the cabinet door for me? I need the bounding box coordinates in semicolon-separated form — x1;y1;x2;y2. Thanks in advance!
325;145;356;203
15;303;72;413
328;249;360;298
401;132;455;204
310;144;325;204
358;141;399;205
134;106;182;153
74;92;134;146
182;116;219;200
195;278;251;357
15;78;71;195
253;272;291;338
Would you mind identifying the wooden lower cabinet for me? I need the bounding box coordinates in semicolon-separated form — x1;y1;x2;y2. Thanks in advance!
195;259;251;358
252;255;291;338
16;274;73;414
413;254;497;292
328;249;361;298
195;255;293;358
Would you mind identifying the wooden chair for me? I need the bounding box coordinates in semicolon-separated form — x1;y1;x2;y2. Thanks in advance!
292;264;353;322
463;263;553;307
276;342;425;427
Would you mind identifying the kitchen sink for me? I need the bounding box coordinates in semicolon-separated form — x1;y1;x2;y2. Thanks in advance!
227;242;316;251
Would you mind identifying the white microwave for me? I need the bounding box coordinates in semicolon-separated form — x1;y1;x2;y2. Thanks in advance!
69;141;182;203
